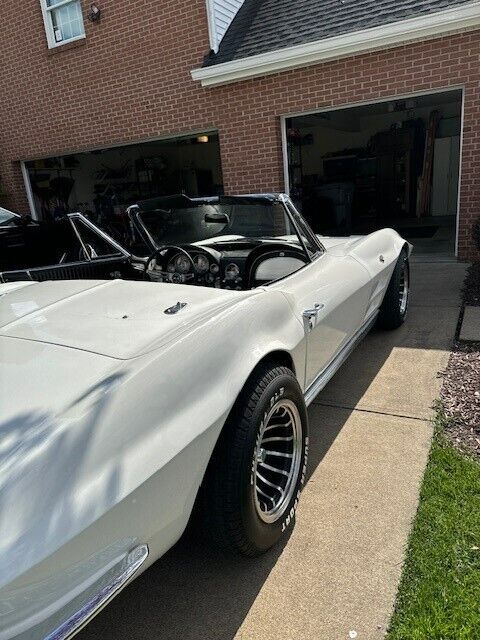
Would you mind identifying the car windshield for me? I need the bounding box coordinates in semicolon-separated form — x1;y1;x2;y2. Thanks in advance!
0;207;20;226
137;202;298;246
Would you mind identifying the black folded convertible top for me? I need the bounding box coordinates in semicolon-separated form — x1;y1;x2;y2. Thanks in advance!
136;193;281;212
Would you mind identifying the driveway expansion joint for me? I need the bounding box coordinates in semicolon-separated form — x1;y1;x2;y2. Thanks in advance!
312;400;430;424
410;303;460;309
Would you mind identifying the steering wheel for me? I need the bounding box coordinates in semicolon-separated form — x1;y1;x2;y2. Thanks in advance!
146;245;195;282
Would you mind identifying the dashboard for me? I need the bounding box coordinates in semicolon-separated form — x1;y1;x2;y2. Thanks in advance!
146;241;307;290
166;250;223;287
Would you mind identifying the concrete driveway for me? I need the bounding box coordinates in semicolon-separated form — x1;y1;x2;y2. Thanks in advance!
78;261;466;640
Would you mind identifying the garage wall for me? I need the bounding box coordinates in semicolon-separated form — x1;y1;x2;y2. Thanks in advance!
299;101;462;177
25;137;224;216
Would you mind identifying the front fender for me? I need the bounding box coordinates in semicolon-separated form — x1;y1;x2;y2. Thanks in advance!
112;289;306;527
0;290;305;639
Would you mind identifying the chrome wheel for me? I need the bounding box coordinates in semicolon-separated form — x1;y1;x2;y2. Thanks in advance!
399;260;409;315
253;399;303;524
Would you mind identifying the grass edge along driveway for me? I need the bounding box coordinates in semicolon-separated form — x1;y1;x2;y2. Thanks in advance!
387;406;480;640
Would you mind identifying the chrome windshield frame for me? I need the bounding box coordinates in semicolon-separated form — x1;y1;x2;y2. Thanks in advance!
67;212;132;260
127;193;323;262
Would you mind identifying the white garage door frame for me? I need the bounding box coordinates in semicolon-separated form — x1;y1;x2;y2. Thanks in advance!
280;86;465;257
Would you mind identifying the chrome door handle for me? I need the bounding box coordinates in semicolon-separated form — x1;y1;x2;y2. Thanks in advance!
302;303;324;319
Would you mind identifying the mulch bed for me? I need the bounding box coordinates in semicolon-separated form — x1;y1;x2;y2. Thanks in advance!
439;263;480;460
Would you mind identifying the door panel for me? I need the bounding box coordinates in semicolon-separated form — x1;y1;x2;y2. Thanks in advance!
271;253;371;390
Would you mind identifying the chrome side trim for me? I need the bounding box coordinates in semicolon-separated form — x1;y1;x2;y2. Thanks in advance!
45;544;149;640
304;312;378;406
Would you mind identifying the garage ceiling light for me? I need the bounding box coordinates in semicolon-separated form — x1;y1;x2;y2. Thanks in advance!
197;135;209;143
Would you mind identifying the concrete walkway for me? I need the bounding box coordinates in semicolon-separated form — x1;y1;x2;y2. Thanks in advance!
78;261;466;640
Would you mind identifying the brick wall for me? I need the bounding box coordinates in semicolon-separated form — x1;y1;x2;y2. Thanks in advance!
1;2;480;259
0;0;219;210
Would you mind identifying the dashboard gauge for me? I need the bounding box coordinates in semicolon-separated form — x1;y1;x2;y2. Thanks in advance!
225;263;240;281
210;263;220;275
194;254;210;274
173;254;191;274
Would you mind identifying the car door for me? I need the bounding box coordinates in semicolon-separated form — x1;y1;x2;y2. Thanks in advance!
282;200;373;390
274;251;372;391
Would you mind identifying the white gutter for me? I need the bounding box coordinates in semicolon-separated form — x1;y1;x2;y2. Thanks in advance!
192;2;480;87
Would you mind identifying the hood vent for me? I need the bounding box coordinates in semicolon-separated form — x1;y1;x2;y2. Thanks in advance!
164;301;188;315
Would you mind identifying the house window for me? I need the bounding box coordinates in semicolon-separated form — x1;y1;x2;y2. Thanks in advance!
40;0;85;48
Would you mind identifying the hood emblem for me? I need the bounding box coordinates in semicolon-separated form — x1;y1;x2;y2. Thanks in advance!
164;301;188;315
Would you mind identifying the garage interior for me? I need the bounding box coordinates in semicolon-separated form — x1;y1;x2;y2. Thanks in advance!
25;132;224;222
286;90;462;257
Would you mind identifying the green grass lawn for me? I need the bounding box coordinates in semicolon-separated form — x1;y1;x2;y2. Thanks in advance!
388;411;480;640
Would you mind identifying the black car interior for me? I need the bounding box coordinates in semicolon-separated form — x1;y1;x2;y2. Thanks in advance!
135;194;318;289
0;195;320;288
0;216;139;283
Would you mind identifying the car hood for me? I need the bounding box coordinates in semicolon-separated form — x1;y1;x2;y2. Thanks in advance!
0;280;259;359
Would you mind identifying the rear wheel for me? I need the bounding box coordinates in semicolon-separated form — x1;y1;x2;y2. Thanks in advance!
202;364;309;556
377;248;410;330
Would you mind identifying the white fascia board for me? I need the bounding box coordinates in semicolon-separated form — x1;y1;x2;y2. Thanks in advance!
205;0;219;53
192;2;480;87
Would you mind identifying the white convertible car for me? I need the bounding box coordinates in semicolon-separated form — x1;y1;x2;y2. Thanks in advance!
0;194;411;639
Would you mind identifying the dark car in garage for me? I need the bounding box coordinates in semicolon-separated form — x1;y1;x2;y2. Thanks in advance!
0;206;139;283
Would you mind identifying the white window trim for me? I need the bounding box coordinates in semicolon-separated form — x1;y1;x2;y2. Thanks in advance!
192;2;480;87
39;0;86;49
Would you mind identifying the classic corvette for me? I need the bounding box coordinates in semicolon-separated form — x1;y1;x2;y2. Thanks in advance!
0;194;411;639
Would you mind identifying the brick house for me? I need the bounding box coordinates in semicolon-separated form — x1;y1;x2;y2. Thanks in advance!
1;0;480;260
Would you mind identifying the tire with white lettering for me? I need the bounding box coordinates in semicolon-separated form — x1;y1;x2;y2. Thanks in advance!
377;248;410;330
202;364;309;556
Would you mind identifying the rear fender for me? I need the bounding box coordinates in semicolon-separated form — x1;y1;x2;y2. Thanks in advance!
344;229;409;317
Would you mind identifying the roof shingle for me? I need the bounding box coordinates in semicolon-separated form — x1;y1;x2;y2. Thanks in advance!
204;0;476;66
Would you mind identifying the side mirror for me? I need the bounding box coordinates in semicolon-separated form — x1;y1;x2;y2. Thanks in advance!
204;212;229;224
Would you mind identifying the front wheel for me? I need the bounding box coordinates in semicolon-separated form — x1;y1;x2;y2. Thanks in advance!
377;248;410;330
202;364;309;556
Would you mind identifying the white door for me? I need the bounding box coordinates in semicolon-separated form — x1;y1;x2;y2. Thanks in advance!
271;253;372;390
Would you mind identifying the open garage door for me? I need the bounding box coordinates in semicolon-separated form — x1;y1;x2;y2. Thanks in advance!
284;90;462;258
24;132;223;223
